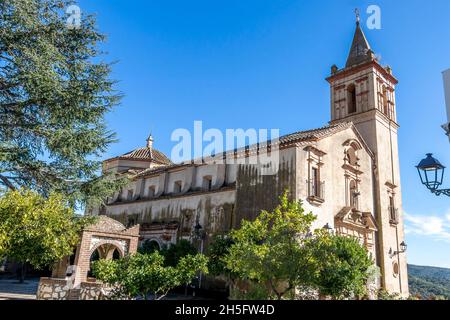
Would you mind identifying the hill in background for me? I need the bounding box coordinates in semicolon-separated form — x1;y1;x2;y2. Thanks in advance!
408;264;450;299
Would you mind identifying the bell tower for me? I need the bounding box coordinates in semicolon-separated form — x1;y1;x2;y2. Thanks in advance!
326;18;408;295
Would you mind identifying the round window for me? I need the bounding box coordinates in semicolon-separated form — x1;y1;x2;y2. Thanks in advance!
392;262;399;277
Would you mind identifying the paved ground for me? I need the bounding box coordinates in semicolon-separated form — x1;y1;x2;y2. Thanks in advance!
0;278;38;300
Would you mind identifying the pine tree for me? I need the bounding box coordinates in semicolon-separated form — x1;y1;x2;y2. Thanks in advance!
0;0;126;208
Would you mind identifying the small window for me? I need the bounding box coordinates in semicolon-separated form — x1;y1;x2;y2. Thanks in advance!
203;176;212;191
382;86;389;117
312;168;320;197
127;189;133;201
347;84;357;114
148;186;156;199
173;181;182;194
127;217;136;228
117;189;123;202
389;196;398;224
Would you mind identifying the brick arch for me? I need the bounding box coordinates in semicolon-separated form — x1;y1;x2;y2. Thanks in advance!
141;237;163;250
89;240;125;260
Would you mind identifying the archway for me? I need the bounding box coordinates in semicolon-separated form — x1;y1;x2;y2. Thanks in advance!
140;239;161;254
87;243;124;279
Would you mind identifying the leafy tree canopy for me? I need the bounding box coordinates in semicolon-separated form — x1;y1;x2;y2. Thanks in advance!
224;191;317;299
0;189;94;269
223;191;375;300
0;0;125;208
160;239;197;267
207;234;234;277
92;251;208;300
304;234;373;299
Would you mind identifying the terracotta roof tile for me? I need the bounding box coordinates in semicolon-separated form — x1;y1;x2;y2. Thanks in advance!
119;147;172;165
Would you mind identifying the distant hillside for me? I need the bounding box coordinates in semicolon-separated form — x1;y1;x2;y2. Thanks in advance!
408;264;450;299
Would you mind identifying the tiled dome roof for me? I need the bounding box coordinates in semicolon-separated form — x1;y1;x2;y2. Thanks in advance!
85;215;127;233
120;147;171;165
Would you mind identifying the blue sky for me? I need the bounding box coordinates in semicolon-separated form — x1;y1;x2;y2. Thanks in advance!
77;0;450;268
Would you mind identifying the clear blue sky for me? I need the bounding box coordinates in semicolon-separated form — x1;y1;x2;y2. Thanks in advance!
78;0;450;268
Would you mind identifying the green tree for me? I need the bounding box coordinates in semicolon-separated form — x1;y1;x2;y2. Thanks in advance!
304;234;373;299
160;239;197;267
223;191;374;300
92;251;208;300
0;0;125;207
0;189;94;281
224;192;317;299
207;235;234;277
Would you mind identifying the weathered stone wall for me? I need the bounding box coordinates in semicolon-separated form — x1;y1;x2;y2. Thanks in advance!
234;148;297;227
36;278;70;300
36;278;114;300
105;189;236;250
80;282;114;300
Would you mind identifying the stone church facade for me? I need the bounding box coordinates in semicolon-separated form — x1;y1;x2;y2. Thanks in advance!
89;20;408;295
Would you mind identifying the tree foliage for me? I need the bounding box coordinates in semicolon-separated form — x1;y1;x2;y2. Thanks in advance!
0;189;93;269
303;234;373;299
207;234;234;277
408;264;450;300
223;191;374;300
0;0;125;207
224;192;317;299
92;251;209;300
160;239;197;267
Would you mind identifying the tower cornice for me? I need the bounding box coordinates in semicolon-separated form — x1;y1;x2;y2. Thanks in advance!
326;60;398;85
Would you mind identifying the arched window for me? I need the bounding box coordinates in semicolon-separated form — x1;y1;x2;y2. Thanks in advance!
173;181;182;194
88;249;100;278
148;186;156;198
347;84;357;114
203;176;212;191
382;86;389;116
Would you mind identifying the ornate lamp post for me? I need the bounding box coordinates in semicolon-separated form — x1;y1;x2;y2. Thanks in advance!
323;223;334;234
193;222;206;289
389;241;407;258
416;153;450;196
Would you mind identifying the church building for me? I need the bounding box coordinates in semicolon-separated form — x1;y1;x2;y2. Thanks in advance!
90;19;408;295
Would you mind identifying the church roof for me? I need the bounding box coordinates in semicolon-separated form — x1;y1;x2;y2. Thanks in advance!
120;146;172;165
345;20;374;68
105;138;172;166
279;122;353;144
132;122;365;179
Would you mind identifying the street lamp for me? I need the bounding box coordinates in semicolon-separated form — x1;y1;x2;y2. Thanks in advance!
193;221;206;290
416;153;450;196
399;241;407;252
389;241;407;258
323;223;334;234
